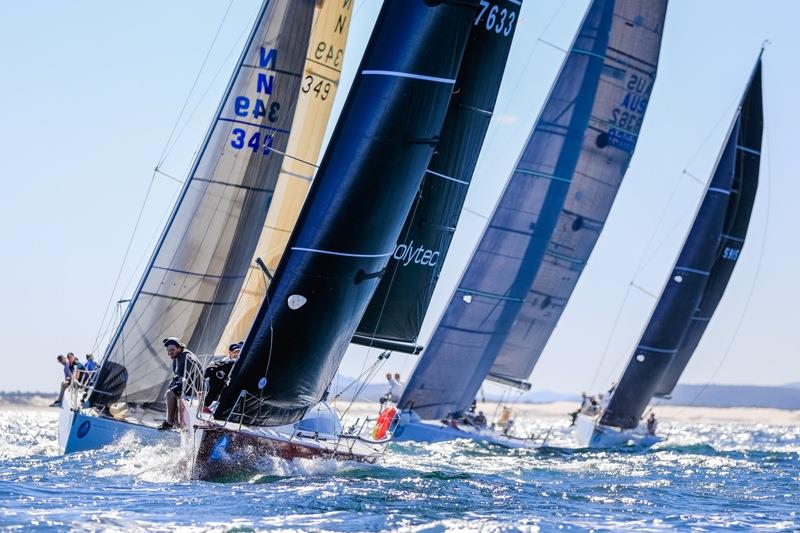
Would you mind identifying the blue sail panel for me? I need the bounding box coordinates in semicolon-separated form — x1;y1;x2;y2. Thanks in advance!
399;0;667;420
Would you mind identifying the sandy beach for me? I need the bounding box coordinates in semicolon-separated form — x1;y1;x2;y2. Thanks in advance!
4;395;798;426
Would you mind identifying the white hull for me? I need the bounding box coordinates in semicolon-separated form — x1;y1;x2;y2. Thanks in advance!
58;395;177;454
574;413;661;449
392;411;539;449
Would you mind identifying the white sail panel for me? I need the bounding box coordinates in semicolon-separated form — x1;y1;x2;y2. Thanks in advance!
91;0;316;408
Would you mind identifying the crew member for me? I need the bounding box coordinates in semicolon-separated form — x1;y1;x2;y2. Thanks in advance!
158;337;194;431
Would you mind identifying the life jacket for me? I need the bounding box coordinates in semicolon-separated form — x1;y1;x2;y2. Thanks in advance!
371;407;397;440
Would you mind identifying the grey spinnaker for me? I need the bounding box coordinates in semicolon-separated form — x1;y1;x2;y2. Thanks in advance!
601;57;763;429
654;59;763;398
399;0;667;420
352;0;522;354
214;0;479;427
90;0;315;408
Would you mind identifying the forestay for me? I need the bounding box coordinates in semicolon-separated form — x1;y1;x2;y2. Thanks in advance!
601;103;745;430
90;0;315;407
214;0;354;354
654;59;763;397
399;0;667;420
352;0;522;354
214;0;479;427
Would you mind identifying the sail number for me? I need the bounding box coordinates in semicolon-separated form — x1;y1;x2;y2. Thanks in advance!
234;96;280;122
722;247;740;261
301;75;332;100
475;1;516;36
607;74;652;152
230;128;273;155
315;41;343;68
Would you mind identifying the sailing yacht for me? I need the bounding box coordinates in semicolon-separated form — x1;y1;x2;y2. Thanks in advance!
59;0;353;454
393;0;667;447
576;55;764;448
180;0;483;480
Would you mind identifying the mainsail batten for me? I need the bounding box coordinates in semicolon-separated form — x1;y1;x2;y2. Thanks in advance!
215;0;480;427
90;0;316;408
400;0;667;420
352;0;522;351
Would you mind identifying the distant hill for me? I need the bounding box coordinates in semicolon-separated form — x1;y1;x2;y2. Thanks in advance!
330;378;798;411
653;384;800;410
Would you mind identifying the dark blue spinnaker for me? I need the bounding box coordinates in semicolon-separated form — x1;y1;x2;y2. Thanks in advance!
215;0;479;427
352;0;522;353
601;57;764;429
400;0;667;420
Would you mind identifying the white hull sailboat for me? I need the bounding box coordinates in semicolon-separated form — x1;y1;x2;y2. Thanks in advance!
574;413;660;449
576;54;763;449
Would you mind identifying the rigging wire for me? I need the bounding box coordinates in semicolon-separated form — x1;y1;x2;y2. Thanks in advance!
672;84;772;416
90;2;239;356
587;91;745;392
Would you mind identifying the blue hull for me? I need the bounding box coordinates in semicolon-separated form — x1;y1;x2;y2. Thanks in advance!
392;416;535;449
59;407;178;454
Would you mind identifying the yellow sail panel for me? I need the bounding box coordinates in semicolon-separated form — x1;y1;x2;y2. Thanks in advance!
216;0;354;351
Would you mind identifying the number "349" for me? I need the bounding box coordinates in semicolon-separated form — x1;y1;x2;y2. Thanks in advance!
475;1;516;37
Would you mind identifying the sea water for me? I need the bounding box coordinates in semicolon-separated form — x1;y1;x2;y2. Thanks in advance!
0;409;797;531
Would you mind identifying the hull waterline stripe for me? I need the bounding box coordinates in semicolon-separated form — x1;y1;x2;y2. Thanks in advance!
362;70;456;84
291;247;393;258
426;169;468;185
674;266;711;276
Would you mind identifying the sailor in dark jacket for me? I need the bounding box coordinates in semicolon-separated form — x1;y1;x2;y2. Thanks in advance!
158;337;194;430
203;342;242;410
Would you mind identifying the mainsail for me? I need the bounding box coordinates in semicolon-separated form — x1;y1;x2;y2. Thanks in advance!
90;0;316;407
399;0;667;420
214;0;354;354
653;59;763;398
601;58;763;429
214;0;480;427
351;0;522;354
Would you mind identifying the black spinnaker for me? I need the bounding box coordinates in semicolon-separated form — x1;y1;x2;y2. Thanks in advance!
399;0;668;420
600;56;764;429
214;0;479;427
351;0;522;354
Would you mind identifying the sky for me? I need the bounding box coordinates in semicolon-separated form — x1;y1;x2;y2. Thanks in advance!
0;1;797;395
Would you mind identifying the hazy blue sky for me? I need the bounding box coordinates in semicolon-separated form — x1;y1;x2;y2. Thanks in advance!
1;1;797;395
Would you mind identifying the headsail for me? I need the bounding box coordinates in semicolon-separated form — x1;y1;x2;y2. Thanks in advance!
654;59;763;398
600;59;763;428
90;0;316;407
399;0;667;420
214;0;354;354
214;0;480;427
351;0;522;354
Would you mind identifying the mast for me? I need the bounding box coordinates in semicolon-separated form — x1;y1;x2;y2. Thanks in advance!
599;59;763;428
90;0;317;407
214;0;480;427
654;57;764;397
399;0;668;420
351;0;523;354
214;0;355;354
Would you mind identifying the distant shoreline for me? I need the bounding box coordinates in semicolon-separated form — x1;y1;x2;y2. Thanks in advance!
6;393;798;425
